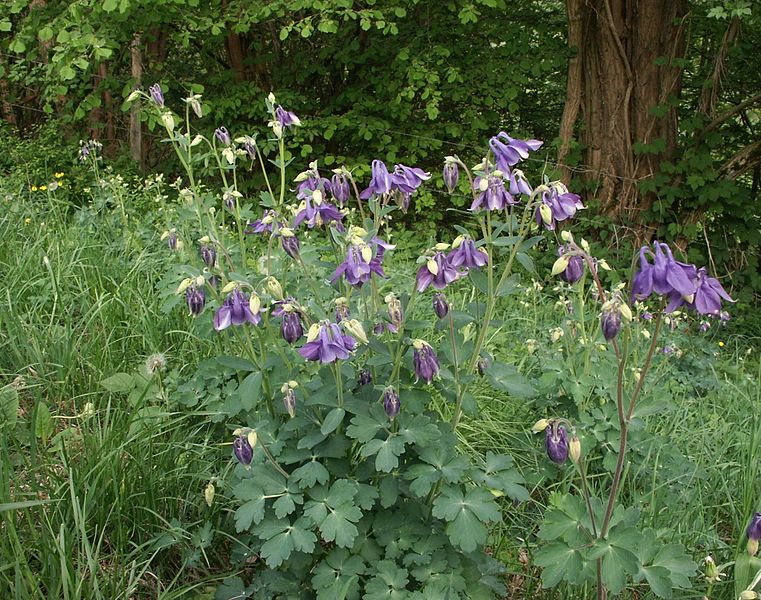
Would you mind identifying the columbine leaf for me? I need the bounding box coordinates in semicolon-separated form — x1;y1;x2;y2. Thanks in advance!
234;497;265;532
237;371;262;411
321;407;345;435
320;504;362;548
534;542;585;588
471;451;530;502
432;486;500;552
312;548;365;600
346;412;386;442
290;460;330;488
363;560;409;600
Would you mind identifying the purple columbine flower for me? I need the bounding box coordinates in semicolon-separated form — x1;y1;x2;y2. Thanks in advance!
294;197;344;229
391;164;431;196
331;244;385;288
331;172;350;207
545;422;568;464
471;173;517;211
415;252;459;292
631;242;697;312
167;232;178;250
699;321;711;333
280;231;300;259
335;301;350;323
298;321;356;364
535;184;585;231
149;83;164;107
360;160;393;199
214;127;231;146
213;289;261;331
233;435;254;467
247;210;277;235
200;245;216;269
558;245;584;284
720;310;730;325
186;286;206;316
508;168;533;196
275;105;301;129
691;267;734;315
448;238;488;270
412;340;440;384
242;135;257;158
747;513;761;542
383;386;400;421
296;174;332;201
443;160;459;193
489;131;543;172
357;369;373;386
433;293;449;319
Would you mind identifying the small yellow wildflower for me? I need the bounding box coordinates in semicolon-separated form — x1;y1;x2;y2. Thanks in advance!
40;185;47;191
24;217;31;225
55;172;64;178
718;341;725;348
31;186;38;191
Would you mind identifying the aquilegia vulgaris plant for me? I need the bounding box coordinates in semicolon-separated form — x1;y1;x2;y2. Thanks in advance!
117;86;736;599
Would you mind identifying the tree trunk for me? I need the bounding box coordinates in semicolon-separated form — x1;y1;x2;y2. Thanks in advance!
129;32;144;169
0;55;17;127
558;0;687;241
222;0;247;82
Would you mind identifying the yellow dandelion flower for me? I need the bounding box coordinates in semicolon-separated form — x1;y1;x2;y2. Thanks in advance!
718;341;725;348
31;186;38;191
40;185;47;191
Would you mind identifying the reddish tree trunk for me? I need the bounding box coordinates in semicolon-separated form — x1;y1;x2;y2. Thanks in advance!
558;0;686;240
130;32;144;169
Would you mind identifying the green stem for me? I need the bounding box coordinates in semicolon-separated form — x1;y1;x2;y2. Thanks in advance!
259;440;289;479
389;285;418;384
334;363;344;409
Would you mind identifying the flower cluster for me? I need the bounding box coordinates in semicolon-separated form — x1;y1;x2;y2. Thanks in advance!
631;241;733;315
415;236;488;293
359;160;431;212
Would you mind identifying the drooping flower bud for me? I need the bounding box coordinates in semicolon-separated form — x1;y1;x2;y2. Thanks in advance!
443;159;459;193
569;435;581;463
545;421;569;464
412;339;440;384
343;319;369;345
149;83;164;107
281;381;297;418
386;293;403;332
601;304;623;341
281;310;304;345
477;356;490;376
531;418;550;433
433;292;449;320
331;172;350;207
200;245;216;268
214;126;231;146
357;369;373;386
266;277;284;300
334;297;350;322
186;285;206;316
204;482;215;507
280;230;300;259
233;434;254;467
165;231;178;250
383;386;400;421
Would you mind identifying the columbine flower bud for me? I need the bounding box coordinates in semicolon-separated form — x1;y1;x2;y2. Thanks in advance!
343;319;369;345
740;592;758;600
477;356;490;376
186;285;206;316
200;245;216;268
357;369;372;386
383;386;400;421
334;297;350;322
747;512;761;556
433;293;449;319
281;382;297;418
330;172;350;207
531;419;550;433
204;482;215;507
149;83;164;107
280;229;300;259
386;295;403;332
601;308;622;341
412;339;440;384
214;126;231;146
545;421;569;464
281;310;304;345
161;112;175;133
233;433;254;467
443;159;459;193
266;277;284;300
569;435;581;463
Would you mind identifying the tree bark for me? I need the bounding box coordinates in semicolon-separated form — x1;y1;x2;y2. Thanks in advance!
558;0;687;241
557;0;583;184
